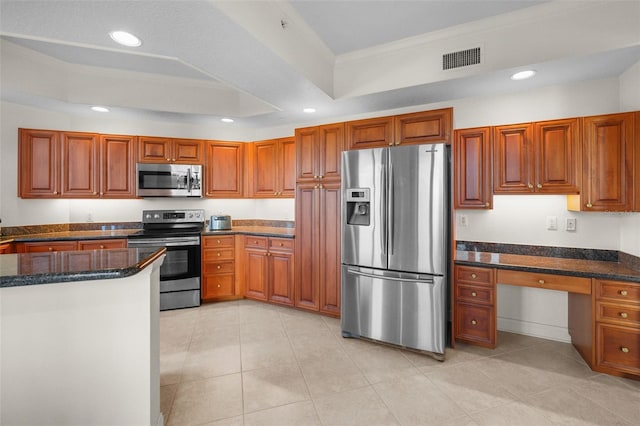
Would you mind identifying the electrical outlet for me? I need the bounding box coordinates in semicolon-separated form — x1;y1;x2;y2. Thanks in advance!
458;214;468;227
566;217;577;232
546;215;557;230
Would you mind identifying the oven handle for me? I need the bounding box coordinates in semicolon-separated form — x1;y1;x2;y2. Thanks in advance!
128;238;200;247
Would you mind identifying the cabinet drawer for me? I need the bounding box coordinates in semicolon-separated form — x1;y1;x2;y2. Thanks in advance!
77;239;127;250
203;248;234;261
456;284;494;305
244;236;268;249
597;302;640;327
456;265;493;286
203;261;234;274
455;302;495;347
596;324;640;375
269;237;294;251
497;270;591;294
596;280;640;304
203;275;235;298
203;235;234;248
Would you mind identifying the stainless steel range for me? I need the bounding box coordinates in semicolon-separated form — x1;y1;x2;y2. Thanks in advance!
127;209;204;310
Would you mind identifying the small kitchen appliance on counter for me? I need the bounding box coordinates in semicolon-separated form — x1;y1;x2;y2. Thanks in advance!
209;215;232;231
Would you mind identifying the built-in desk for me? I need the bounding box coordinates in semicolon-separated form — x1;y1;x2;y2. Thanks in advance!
454;247;640;381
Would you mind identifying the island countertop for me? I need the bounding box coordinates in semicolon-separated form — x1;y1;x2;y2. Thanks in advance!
0;247;166;288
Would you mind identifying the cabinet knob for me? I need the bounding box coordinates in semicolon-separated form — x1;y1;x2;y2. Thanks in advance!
53;191;58;195
217;265;221;270
166;158;171;161
389;142;393;146
471;273;477;279
536;183;542;189
254;241;258;244
313;175;318;179
100;245;105;249
471;319;477;325
620;290;628;296
274;192;278;195
172;158;176;162
318;175;324;179
279;243;284;246
620;312;629;319
586;202;593;208
484;202;490;207
217;253;221;257
527;183;533;189
538;279;545;285
471;291;477;297
217;284;221;288
621;347;630;353
48;247;53;251
93;191;97;195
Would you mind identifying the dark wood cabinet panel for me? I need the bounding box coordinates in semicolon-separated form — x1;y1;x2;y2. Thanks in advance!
137;136;172;163
319;182;341;316
296;124;343;183
248;137;295;198
202;235;237;301
394;108;452;146
454;127;492;209
295;127;318;182
100;134;136;198
205;141;244;198
635;112;640;212
19;129;60;198
295;183;320;311
16;241;78;253
173;139;203;163
268;237;294;306
76;239;127;250
454;265;496;348
280;137;296;197
533;119;580;194
60;132;99;198
493;124;533;193
244;247;269;301
346;116;393;150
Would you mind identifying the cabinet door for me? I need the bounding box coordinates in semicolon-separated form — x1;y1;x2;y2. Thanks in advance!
0;243;15;254
19;129;60;198
173;139;203;164
295;126;319;182
394;108;452;146
533;119;579;194
581;113;634;211
251;140;278;197
269;248;294;306
61;132;99;198
319;182;341;316
16;241;78;253
635;112;640;212
346;116;393;150
244;248;268;301
205;141;244;198
77;239;127;250
319;123;344;181
138;136;172;163
454;127;492;209
493;124;533;193
279;137;296;197
295;183;320;311
100;134;136;198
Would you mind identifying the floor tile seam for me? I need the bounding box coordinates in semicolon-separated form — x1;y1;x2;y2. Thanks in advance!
368;382;403;426
574;384;639;424
177;370;243;386
338;343;379;387
416;370;485;420
161;384;179;426
280;330;320;408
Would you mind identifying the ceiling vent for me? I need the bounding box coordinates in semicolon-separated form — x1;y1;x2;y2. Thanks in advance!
442;47;481;70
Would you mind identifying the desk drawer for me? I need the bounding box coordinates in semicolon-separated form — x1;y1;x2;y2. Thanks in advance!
597;302;640;327
596;324;640;375
203;261;234;274
203;275;235;298
456;265;493;286
456;284;494;305
454;302;495;348
497;270;591;294
596;280;640;304
204;248;234;261
203;235;234;248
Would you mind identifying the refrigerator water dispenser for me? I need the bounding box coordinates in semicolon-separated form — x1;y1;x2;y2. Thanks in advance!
345;188;370;226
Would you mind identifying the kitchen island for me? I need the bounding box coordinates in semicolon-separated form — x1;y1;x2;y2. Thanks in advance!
0;248;166;426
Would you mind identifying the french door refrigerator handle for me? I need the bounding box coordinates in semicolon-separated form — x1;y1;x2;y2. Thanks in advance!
389;161;394;255
346;267;435;284
381;155;387;256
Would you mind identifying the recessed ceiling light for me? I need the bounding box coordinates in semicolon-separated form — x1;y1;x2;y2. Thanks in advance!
303;107;316;113
109;30;142;47
510;70;536;80
91;106;110;112
221;118;234;123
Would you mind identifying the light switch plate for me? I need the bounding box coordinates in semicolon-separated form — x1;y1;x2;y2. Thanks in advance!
546;216;558;230
566;217;577;232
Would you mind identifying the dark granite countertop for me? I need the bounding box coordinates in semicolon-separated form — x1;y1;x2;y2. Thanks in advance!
9;229;140;242
202;226;294;238
455;250;640;283
0;247;166;288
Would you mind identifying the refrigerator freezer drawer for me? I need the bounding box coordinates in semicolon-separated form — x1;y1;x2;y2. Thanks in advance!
341;266;446;355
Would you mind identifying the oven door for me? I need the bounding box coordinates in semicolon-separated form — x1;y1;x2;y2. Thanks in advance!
128;237;201;282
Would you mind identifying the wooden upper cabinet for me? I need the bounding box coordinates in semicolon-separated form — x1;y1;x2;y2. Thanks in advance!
205;140;244;198
248;137;295;198
295;123;343;182
346;116;393;149
533;119;580;194
100;134;136;198
494;119;580;195
493;123;533;193
635;112;640;212
394;108;452;146
138;136;203;164
60;132;99;198
19;128;60;198
454;127;492;209
568;112;634;211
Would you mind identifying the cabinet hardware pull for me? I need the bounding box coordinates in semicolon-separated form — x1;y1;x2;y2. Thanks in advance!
217;265;221;270
313;175;318;179
48;247;53;251
620;290;628;296
93;191;97;195
53;191;58;195
620;312;629;319
538;279;545;285
217;239;221;243
166;158;170;161
471;291;477;297
485;202;490;207
389;142;393;146
217;284;221;288
100;192;104;195
217;253;221;257
471;273;477;279
586;202;593;208
471;319;477;325
274;192;278;195
100;245;105;249
527;183;533;189
536;183;542;189
319;175;323;179
279;243;284;246
172;158;176;162
621;347;629;353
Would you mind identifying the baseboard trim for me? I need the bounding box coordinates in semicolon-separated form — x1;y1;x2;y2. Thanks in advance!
497;317;571;343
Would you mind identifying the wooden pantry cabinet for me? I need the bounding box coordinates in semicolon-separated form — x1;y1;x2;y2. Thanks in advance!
242;236;295;306
19;129;136;199
493;119;579;194
246;137;295;198
453;127;493;209
137;136;203;164
204;141;244;198
296;123;343;183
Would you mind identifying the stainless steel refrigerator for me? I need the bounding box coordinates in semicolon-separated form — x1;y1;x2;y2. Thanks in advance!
341;143;449;357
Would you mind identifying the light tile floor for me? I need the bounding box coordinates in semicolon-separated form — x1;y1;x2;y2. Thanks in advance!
160;300;640;426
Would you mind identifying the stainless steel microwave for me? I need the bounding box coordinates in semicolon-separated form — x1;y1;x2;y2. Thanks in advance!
136;163;203;197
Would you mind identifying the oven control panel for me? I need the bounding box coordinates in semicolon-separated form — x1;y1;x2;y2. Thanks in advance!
142;209;205;224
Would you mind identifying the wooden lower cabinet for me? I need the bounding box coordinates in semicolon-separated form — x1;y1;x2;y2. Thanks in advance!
0;242;14;254
201;235;238;301
453;265;496;348
16;241;80;253
242;236;294;306
77;239;127;250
